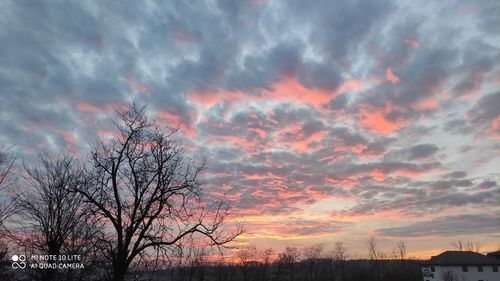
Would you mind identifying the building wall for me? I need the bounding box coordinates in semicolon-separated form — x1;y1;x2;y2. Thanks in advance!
421;265;499;281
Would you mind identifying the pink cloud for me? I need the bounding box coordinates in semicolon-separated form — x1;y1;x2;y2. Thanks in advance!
386;67;400;84
414;97;439;111
404;38;421;49
75;102;100;113
187;77;364;112
485;116;500;140
157;110;197;138
187;89;245;107
263;76;364;109
358;105;406;134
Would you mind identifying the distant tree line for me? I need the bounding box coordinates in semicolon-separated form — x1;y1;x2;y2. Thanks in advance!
151;239;490;281
138;241;425;281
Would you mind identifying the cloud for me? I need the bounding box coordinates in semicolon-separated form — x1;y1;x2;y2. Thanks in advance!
1;0;499;253
376;214;500;237
467;91;500;138
386;67;400;84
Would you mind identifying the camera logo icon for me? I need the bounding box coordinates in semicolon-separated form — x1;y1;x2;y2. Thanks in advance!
11;254;26;269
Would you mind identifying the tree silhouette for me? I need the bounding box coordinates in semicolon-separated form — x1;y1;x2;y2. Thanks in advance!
70;104;241;281
0;146;14;226
11;153;99;281
303;243;323;281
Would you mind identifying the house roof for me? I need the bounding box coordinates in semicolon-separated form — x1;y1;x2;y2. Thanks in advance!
422;251;500;266
487;250;500;257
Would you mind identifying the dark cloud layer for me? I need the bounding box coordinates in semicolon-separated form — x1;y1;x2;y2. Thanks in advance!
376;214;500;237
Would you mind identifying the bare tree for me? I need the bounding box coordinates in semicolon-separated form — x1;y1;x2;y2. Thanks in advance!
334;241;347;281
259;248;273;281
0;146;14;226
303;243;324;281
465;241;482;252
368;237;382;281
450;241;463;251
0;147;15;281
392;241;406;260
70;104;241;281
277;247;300;281
451;240;481;252
0;146;13;188
10;153;100;281
237;245;256;281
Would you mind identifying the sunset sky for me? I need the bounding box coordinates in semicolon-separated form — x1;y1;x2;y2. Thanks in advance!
1;0;499;258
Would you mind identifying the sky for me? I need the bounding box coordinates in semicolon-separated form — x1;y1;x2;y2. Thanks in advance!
0;0;499;258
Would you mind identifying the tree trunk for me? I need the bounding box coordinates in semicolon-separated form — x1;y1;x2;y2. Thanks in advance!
112;258;128;281
42;243;60;281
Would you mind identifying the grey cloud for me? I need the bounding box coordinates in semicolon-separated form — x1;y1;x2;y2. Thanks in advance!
477;180;497;189
329;94;350;111
341;180;500;218
376;214;500;237
407;144;439;160
477;2;500;34
443;118;474;136
443;171;467;179
429;179;473;191
468;91;500;127
287;0;395;64
452;41;498;98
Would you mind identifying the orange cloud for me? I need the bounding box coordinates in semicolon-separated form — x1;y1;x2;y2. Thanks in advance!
187;76;364;111
414;97;439;111
369;170;386;182
336;79;365;94
262;76;333;108
263;76;364;109
386;67;400;84
157;110;197;138
358;106;406;134
275;124;325;153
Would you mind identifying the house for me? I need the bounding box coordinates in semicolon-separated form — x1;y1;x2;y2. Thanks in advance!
486;250;500;260
421;251;500;281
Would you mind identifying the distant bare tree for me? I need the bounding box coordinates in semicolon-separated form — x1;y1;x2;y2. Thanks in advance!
368;237;382;281
237;245;256;281
334;241;347;281
303;243;323;281
69;104;241;281
451;240;482;252
11;153;100;281
450;241;464;251
277;247;300;281
392;241;407;260
465;241;482;252
259;248;273;281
